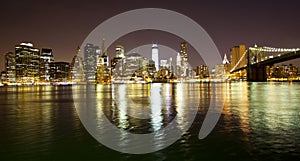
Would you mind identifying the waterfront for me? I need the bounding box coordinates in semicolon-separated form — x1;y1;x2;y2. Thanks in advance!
0;82;300;161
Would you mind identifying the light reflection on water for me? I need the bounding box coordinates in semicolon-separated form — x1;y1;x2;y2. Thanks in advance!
0;82;300;160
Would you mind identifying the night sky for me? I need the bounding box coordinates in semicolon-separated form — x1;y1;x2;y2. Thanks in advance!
1;0;300;71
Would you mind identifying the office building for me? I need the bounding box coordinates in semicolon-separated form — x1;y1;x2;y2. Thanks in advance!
160;59;168;69
100;39;109;67
5;52;16;83
69;47;85;83
39;48;54;82
179;42;189;77
195;65;209;79
111;45;125;71
96;57;111;84
115;45;125;58
50;62;70;82
180;42;188;64
230;45;246;70
83;43;101;83
15;42;40;83
152;44;159;71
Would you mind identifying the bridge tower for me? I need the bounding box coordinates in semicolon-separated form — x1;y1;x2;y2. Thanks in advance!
248;44;266;64
247;46;267;81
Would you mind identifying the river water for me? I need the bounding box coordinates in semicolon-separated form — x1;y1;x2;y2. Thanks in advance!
0;82;299;161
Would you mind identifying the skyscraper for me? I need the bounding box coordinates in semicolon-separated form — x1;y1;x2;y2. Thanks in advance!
180;42;188;64
111;45;125;74
96;57;111;84
15;42;40;84
230;45;246;70
83;43;100;83
115;45;125;58
39;48;54;82
180;42;188;77
69;47;85;83
50;62;70;82
176;52;181;67
160;59;168;69
5;52;16;83
222;54;230;64
195;65;209;78
152;44;159;71
100;39;109;67
169;57;173;73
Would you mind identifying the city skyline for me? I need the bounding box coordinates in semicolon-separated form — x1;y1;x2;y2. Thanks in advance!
2;41;300;86
1;0;300;71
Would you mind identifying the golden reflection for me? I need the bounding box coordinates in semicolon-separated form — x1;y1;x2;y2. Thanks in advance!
150;83;163;131
238;82;250;135
175;83;184;130
117;85;129;129
14;86;57;145
224;82;250;136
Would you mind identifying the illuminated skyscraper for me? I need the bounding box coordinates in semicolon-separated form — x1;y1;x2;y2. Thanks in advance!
230;45;246;69
50;62;70;82
169;57;173;73
117;52;151;78
176;52;181;67
222;53;230;64
96;57;111;84
152;44;159;71
100;39;109;67
195;65;209;78
115;45;125;58
39;48;54;82
180;42;188;64
111;45;125;71
180;42;188;77
160;59;168;69
15;42;40;83
0;71;6;83
69;47;85;83
83;43;100;83
5;52;16;83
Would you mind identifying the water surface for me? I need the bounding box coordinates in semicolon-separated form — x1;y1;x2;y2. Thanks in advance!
0;82;299;161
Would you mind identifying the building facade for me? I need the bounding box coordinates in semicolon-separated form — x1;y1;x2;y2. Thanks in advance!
69;47;85;83
83;43;100;83
5;52;16;83
230;44;247;70
15;42;40;84
195;65;209;79
39;48;54;82
152;44;159;71
111;45;125;72
180;42;189;77
50;62;70;82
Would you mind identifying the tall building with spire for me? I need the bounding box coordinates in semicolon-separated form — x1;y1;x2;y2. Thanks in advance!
100;39;109;67
151;44;159;71
222;53;230;64
96;39;111;84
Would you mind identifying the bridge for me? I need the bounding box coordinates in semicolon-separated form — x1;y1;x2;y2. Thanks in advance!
230;45;300;81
